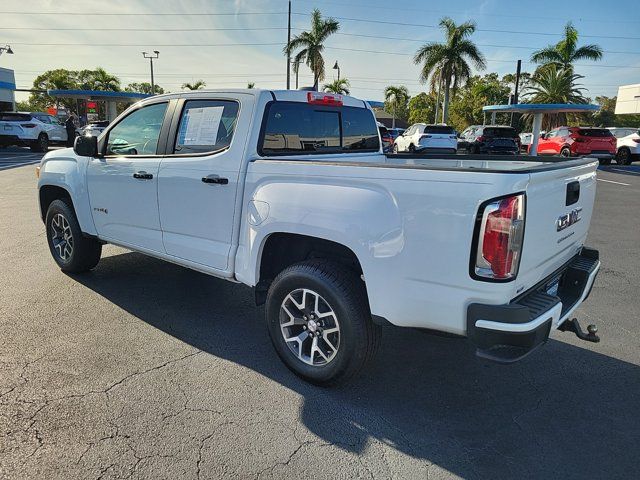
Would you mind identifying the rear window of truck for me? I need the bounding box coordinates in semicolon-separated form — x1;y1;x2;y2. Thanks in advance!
0;113;32;122
424;125;454;134
260;102;380;155
483;127;517;137
578;129;613;137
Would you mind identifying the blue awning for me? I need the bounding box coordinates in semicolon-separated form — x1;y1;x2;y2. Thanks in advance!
483;103;600;114
47;89;150;103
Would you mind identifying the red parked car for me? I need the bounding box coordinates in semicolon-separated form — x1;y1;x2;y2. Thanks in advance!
532;127;617;164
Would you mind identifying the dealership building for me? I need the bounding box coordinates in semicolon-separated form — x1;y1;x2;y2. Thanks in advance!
0;67;16;111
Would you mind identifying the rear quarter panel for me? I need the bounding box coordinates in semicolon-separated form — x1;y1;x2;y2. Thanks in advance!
236;159;532;335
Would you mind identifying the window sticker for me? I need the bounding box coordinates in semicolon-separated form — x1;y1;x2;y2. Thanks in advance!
180;106;224;145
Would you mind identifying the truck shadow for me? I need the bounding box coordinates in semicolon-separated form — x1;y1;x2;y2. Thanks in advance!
73;251;640;479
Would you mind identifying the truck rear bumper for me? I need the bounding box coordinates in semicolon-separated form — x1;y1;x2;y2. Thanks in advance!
466;247;600;363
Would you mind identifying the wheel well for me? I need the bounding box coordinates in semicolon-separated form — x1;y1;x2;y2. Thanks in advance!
39;185;73;221
256;233;363;305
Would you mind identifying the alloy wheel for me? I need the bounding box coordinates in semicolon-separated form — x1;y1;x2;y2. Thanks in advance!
50;213;73;261
279;288;341;366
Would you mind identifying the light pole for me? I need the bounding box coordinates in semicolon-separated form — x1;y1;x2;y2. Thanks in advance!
0;44;14;56
286;0;291;89
333;61;340;81
142;50;159;94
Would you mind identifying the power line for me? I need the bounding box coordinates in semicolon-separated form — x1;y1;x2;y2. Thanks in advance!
8;42;284;47
295;0;636;25
331;33;640;56
292;13;640;40
0;11;287;16
0;26;289;32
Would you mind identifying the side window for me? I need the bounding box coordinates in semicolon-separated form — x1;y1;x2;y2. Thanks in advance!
547;129;558;139
35;115;49;123
106;102;168;156
260;102;379;155
174;99;239;154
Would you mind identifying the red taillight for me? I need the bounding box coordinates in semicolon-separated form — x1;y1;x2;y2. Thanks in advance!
633;138;640;144
474;193;525;280
476;135;485;143
22;123;37;128
307;91;343;106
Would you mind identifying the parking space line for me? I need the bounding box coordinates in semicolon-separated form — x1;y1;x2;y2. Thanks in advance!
597;178;630;186
609;168;640;176
0;160;41;171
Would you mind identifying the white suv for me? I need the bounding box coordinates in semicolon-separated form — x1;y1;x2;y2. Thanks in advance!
0;112;69;152
608;127;640;165
393;123;457;154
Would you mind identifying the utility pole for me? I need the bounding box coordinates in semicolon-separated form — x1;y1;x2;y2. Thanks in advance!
434;71;442;124
511;59;522;128
142;51;160;95
286;0;291;89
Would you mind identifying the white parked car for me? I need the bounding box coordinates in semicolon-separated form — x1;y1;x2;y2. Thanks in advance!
608;127;640;165
519;132;533;152
79;120;109;137
0;112;68;152
393;123;457;154
37;89;602;384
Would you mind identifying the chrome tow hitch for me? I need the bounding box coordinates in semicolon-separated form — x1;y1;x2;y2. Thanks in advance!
559;318;600;343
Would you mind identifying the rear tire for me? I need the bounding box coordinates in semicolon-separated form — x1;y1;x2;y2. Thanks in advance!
265;260;381;386
45;199;102;273
30;133;49;152
408;144;416;153
616;147;631;165
392;143;398;154
599;157;612;166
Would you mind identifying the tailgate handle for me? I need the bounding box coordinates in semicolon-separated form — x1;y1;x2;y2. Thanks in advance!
566;181;580;206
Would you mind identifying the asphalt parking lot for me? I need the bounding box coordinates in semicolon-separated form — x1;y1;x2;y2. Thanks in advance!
1;160;639;480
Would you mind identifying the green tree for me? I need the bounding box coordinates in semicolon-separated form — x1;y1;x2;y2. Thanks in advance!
29;69;79;111
589;96;640;127
125;82;165;95
285;8;339;90
88;67;121;91
414;17;486;124
384;85;410;129
323;78;350;95
523;65;587;129
407;92;437;125
448;73;511;130
182;80;206;90
531;22;603;71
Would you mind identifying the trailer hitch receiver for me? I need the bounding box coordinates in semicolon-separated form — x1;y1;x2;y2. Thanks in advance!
559;318;600;343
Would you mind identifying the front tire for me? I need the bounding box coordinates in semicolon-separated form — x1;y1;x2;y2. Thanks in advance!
560;147;571;158
392;143;398;154
265;260;381;386
617;147;631;165
408;144;416;153
45;199;102;272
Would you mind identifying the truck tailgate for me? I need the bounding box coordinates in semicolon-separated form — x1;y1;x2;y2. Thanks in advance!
516;159;598;293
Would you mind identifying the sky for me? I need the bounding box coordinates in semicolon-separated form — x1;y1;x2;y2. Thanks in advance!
2;0;639;103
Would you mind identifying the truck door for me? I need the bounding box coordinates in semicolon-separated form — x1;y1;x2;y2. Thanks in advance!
157;95;252;272
86;101;172;252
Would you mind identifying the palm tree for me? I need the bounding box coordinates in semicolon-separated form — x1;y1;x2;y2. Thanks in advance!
384;85;409;129
182;80;206;90
89;68;121;91
285;8;339;90
323;78;350;95
523;65;588;129
414;17;485;124
531;22;603;71
247;82;255;89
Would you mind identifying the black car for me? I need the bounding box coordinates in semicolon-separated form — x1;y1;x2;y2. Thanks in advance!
462;125;520;154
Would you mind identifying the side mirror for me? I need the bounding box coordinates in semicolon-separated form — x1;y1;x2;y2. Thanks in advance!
74;134;98;157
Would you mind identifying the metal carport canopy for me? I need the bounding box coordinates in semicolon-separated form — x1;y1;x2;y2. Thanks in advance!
482;103;600;156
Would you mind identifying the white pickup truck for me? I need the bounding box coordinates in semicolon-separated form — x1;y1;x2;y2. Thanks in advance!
36;89;602;384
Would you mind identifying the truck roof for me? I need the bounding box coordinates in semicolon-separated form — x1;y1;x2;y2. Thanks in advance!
139;89;372;109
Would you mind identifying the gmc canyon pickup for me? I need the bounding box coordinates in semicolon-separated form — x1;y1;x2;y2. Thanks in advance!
37;89;601;384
